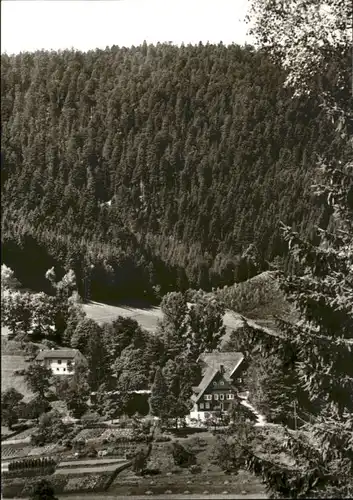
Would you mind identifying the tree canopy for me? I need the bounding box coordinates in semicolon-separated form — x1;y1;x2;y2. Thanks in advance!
1;42;339;302
230;1;353;497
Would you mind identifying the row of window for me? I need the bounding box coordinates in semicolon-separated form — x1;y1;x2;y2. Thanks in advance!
204;393;234;401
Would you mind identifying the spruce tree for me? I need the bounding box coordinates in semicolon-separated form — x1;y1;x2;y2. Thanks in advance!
149;367;168;418
237;0;353;497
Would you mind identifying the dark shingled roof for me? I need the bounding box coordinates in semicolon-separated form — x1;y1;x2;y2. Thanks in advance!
198;352;243;376
193;352;244;402
36;349;82;361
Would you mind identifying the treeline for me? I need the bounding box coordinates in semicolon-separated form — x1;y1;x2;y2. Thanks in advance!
1;43;338;301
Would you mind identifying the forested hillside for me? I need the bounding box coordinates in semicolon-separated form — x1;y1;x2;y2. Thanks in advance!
1;43;338;302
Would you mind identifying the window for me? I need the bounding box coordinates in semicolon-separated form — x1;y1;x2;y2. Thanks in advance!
213;381;217;386
226;394;234;400
63;368;66;372
214;394;219;400
220;394;224;400
205;402;210;409
219;380;224;385
199;403;204;409
204;394;212;400
57;368;60;371
57;360;62;365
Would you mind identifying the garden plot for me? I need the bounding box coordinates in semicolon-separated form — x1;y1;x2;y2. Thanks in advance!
1;445;32;460
73;428;107;441
59;458;127;468
2;427;37;444
55;462;127;474
100;427;135;441
28;444;58;456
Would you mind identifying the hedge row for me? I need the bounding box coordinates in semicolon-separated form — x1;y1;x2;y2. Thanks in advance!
3;467;55;478
8;457;57;470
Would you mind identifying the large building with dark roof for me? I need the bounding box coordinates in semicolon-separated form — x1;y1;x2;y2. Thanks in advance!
190;351;246;421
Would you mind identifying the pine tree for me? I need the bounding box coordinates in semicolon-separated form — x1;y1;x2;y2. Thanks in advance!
149;367;168;418
236;0;353;497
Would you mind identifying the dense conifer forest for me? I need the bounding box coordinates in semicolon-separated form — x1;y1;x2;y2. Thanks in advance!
1;43;339;302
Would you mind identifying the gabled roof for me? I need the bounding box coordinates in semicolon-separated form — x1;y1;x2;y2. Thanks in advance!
198;352;244;376
36;349;82;361
192;366;218;403
193;352;244;403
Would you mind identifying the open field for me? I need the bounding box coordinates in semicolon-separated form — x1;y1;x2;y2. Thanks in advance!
1;355;33;401
83;301;163;331
83;300;246;343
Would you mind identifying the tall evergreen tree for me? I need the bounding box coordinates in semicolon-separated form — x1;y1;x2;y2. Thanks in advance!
149;367;168;418
236;0;353;497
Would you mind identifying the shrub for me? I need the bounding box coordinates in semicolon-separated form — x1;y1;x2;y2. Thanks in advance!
189;464;202;474
132;446;150;475
4;467;56;478
86;446;98;458
211;436;246;473
8;456;57;471
172;442;196;467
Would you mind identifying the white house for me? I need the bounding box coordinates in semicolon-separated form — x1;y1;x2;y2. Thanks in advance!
35;348;86;375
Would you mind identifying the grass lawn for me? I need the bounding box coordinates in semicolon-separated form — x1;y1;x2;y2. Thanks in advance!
1;354;33;401
83;301;163;331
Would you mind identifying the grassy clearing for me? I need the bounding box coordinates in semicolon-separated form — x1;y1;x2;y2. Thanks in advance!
1;336;26;355
84;301;247;345
1;355;33;401
83;301;162;331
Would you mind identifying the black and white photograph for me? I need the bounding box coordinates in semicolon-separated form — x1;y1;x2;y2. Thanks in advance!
1;0;352;498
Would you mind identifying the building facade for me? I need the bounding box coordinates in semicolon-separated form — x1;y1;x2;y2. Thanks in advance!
190;352;245;421
35;349;86;375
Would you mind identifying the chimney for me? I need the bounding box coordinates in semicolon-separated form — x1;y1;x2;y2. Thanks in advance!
220;364;225;374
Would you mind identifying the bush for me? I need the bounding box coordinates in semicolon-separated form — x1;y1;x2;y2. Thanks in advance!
4;467;56;478
211;436;246;473
172;442;196;468
189;464;202;474
86;446;98;458
8;457;57;471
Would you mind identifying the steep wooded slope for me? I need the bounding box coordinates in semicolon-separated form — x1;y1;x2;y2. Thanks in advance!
1;43;338;301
